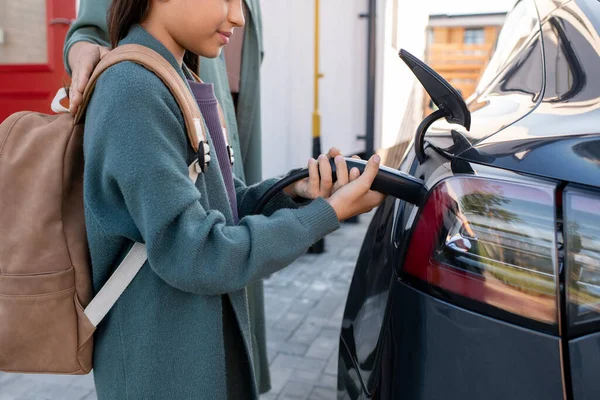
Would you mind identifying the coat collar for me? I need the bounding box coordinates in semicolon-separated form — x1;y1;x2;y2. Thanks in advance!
244;0;256;20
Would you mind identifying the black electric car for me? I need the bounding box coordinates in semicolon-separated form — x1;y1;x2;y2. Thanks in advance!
336;0;600;398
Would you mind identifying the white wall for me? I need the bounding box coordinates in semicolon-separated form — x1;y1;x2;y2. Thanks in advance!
259;0;369;179
259;0;431;179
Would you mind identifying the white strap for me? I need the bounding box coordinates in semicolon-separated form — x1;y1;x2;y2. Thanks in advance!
84;242;148;327
189;159;202;182
84;162;200;327
51;88;70;114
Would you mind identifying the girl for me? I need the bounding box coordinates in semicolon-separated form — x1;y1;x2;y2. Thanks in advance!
83;0;385;398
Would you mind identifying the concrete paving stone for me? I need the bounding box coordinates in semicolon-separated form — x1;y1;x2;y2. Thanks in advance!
268;348;279;365
267;340;309;357
272;312;306;333
320;270;345;284
268;367;294;394
259;392;279;400
287;318;324;345
325;352;338;376
338;265;356;279
331;303;346;321
337;246;361;262
311;294;342;318
277;380;313;400
80;390;98;400
3;376;53;399
276;265;301;277
5;380;91;400
328;318;342;332
266;280;293;290
264;297;294;320
309;281;330;292
271;355;326;373
67;374;95;390
320;328;341;340
264;289;295;301
305;335;339;361
277;284;309;299
0;375;27;400
17;374;78;387
265;307;291;324
304;316;342;330
317;373;337;390
328;282;352;296
268;328;294;342
286;369;321;383
295;275;320;287
0;373;18;386
287;298;317;314
297;253;321;263
309;387;338;400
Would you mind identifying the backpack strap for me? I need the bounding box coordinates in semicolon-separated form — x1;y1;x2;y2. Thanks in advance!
75;44;211;172
84;152;202;327
81;45;210;327
187;68;235;166
84;242;147;327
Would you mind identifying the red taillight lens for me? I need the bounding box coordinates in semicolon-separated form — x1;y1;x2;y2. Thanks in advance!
403;176;558;325
565;188;600;330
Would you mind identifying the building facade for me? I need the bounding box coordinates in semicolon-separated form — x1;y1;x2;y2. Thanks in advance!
425;12;506;112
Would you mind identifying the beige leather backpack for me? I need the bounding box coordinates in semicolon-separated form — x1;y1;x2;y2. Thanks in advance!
0;44;211;374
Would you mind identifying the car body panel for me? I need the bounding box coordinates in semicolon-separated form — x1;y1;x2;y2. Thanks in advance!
386;282;564;400
337;196;398;397
569;332;600;400
460;0;600;187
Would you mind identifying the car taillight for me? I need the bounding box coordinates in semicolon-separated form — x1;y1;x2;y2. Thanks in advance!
565;188;600;332
403;176;558;326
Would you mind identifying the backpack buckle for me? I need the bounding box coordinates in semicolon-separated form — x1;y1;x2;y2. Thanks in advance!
197;141;211;173
227;145;235;166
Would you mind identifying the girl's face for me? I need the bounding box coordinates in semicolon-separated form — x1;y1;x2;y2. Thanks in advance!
149;0;245;59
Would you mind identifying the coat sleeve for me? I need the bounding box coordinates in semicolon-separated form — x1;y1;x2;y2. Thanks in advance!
84;63;340;296
234;170;313;219
63;0;111;75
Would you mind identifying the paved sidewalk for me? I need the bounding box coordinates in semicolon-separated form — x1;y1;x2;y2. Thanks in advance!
0;213;372;400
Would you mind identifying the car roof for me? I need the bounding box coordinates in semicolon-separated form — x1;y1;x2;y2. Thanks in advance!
536;0;600;29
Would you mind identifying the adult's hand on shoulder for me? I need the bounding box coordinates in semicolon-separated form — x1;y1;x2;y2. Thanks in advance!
68;42;110;114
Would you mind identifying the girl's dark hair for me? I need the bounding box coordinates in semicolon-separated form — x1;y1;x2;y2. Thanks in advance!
183;51;200;75
107;0;151;49
107;0;200;74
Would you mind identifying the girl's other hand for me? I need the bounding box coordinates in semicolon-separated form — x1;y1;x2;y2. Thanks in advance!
284;147;354;200
326;154;386;221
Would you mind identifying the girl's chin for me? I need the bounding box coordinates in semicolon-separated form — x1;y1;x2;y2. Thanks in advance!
196;47;223;60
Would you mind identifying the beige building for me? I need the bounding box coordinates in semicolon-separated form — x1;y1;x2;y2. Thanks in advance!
425;12;506;111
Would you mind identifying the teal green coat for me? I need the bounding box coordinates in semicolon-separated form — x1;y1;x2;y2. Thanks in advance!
64;0;271;392
82;25;339;399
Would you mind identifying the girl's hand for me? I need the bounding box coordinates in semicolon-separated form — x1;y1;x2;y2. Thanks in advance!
325;154;386;221
284;147;353;200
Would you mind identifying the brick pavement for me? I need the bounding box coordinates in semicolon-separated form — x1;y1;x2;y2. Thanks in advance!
0;213;372;400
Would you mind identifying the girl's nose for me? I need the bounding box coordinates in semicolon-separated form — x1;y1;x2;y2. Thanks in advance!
229;0;245;28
